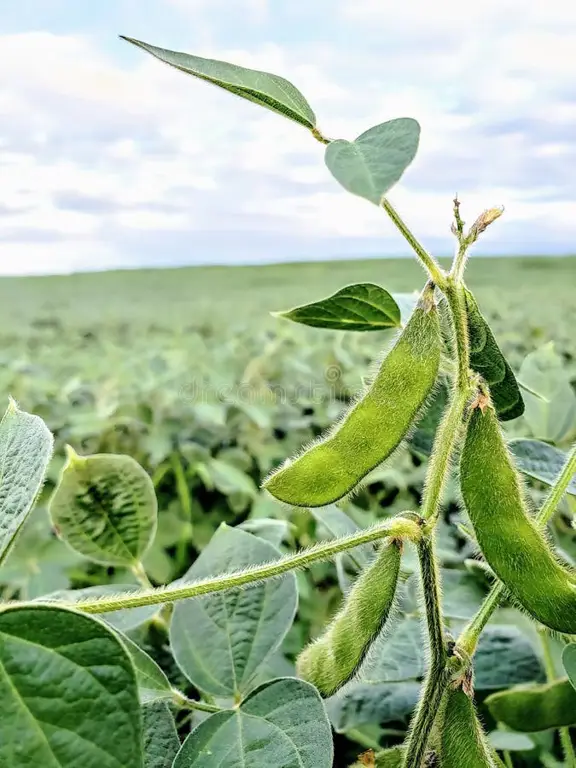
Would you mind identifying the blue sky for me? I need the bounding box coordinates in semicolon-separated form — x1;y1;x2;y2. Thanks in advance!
1;0;575;275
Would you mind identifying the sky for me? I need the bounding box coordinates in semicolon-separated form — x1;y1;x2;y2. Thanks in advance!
1;0;576;275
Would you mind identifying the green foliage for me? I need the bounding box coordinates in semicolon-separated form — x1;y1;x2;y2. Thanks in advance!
510;438;576;495
0;605;142;767
274;283;401;331
324;119;421;205
142;702;180;768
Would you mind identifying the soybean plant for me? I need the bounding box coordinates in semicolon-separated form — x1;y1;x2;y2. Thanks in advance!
1;34;576;768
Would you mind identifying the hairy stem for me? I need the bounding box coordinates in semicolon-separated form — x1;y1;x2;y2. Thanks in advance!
443;279;470;390
450;240;470;284
172;690;222;713
380;199;446;287
55;517;422;615
421;384;472;528
458;441;576;655
402;536;448;768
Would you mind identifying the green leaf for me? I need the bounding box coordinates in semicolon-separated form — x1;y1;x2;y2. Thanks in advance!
441;569;487;620
120;633;174;705
273;283;401;331
324;118;420;205
464;289;524;420
310;504;374;573
408;381;450;458
488;731;535;752
142;702;180;768
474;625;544;690
237;517;289;547
49;447;158;567
0;398;53;564
0;604;142;767
562;643;576;689
326;680;421;731
509;438;576;496
172;677;333;767
170;525;297;697
43;584;161;632
120;36;317;130
518;342;576;442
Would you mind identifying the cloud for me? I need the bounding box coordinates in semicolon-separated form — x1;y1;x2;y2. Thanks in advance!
1;2;576;275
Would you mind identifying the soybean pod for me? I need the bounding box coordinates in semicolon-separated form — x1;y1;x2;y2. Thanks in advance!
460;403;576;634
486;678;576;732
440;684;498;768
296;538;401;697
264;286;441;507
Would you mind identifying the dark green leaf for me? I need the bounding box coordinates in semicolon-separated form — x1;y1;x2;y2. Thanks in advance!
509;438;576;496
274;283;401;331
0;399;53;564
326;681;421;731
474;625;544;690
0;604;142;767
488;731;535;752
172;677;333;767
170;525;297;697
142;702;180;768
120;633;174;705
464;289;524;420
49;447;158;567
120;36;316;130
562;643;576;689
325;118;420;205
408;382;450;458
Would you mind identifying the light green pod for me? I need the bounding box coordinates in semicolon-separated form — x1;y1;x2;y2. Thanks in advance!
296;539;401;697
441;685;498;768
460;405;576;634
486;678;576;732
264;290;441;507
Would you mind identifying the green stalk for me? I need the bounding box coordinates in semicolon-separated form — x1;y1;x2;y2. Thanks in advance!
402;536;448;768
458;441;576;655
52;516;422;615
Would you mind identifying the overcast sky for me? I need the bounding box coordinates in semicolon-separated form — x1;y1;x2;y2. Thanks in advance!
1;0;575;275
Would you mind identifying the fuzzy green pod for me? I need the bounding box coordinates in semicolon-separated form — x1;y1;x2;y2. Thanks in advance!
460;404;576;634
441;685;498;768
264;290;441;507
486;678;576;732
296;539;401;697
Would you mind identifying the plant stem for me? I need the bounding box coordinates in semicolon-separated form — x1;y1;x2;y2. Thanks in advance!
380;199;446;287
421;384;471;528
59;516;423;615
458;441;576;655
402;536;448;768
443;279;470;390
172;690;222;713
539;628;576;767
131;561;153;589
450;240;470;284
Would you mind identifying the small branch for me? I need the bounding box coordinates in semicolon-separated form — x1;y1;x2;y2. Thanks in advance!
402;536;449;768
536;441;576;527
53;516;423;615
172;690;222;713
380;198;446;287
131;562;153;589
421;384;472;529
443;280;470;390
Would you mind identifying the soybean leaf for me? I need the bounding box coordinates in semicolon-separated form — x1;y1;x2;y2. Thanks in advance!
0;604;142;768
474;625;545;690
488;731;535;752
170;524;297;697
442;569;487;620
518;343;576;442
172;678;333;768
49;447;158;567
326;680;421;731
120;36;316;130
237;517;289;547
0;398;53;564
142;702;180;768
325;118;420;205
311;504;374;572
273;283;401;331
562;643;576;690
509;438;576;496
408;381;450;458
464;289;524;420
360;617;425;683
120;633;174;705
42;584;161;632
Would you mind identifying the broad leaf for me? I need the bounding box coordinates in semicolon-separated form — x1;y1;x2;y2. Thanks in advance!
43;584;161;631
142;702;180;768
488;731;535;752
327;680;421;731
0;398;53;564
409;382;450;458
311;505;375;572
120;633;174;705
474;625;544;690
464;289;524;420
562;643;576;690
237;517;289;547
518;343;576;442
170;524;297;697
324;118;420;205
120;37;316;130
274;283;401;331
509;438;576;496
49;447;158;567
0;604;142;767
172;678;333;768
